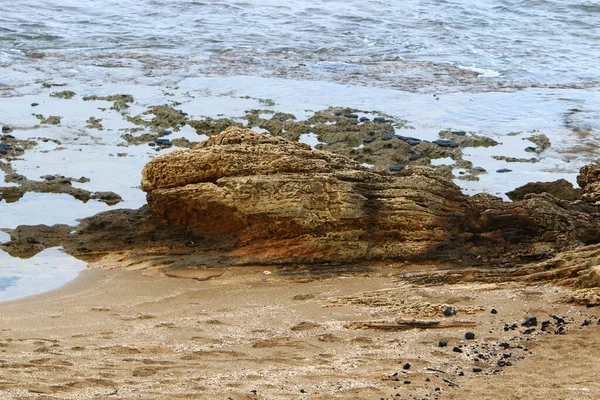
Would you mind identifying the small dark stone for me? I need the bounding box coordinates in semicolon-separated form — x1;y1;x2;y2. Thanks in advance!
359;117;370;122
522;328;535;335
452;346;463;353
432;139;459;148
451;130;467;136
458;371;465;376
31;102;39;107
405;148;416;154
403;363;411;370
368;130;375;136
382;133;395;141
443;307;456;317
438;341;448;347
3;134;15;139
344;113;359;119
300;389;306;393
496;168;512;173
425;377;431;382
491;308;498;314
472;367;483;373
156;138;172;146
373;116;386;123
435;387;441;392
1;126;11;133
403;380;411;385
388;165;405;172
41;175;56;181
465;332;475;340
472;166;487;172
334;112;342;116
582;320;592;327
522;316;537;327
525;146;537;152
409;153;421;161
15;147;24;152
498;342;510;349
550;314;566;325
148;142;156;147
162;129;172;136
363;138;375;144
396;135;422;145
586;303;599;308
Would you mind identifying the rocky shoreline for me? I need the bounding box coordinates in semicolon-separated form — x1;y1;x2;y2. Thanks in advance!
1;98;600;399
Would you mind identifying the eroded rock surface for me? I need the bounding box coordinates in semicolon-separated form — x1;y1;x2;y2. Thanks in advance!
140;127;600;266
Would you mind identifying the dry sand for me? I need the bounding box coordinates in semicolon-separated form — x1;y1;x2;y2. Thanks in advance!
0;261;599;399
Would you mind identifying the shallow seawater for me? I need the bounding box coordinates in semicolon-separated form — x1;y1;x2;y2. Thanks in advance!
0;0;599;300
0;247;86;302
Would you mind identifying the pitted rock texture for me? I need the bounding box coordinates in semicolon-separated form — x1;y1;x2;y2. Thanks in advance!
578;163;600;204
141;127;600;265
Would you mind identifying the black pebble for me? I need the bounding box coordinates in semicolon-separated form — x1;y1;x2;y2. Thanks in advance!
403;380;411;385
373;116;386;123
439;341;448;347
499;342;510;349
491;308;497;314
432;139;459;148
148;142;156;146
496;168;512;173
359;117;370;122
388;165;405;172
452;346;463;353
425;378;431;382
403;363;411;370
1;126;11;133
465;332;475;340
472;367;483;373
344;113;359;119
451;130;467;135
582;320;592;327
31;103;39;107
522;316;537;327
382;133;395;141
443;306;456;317
300;389;306;393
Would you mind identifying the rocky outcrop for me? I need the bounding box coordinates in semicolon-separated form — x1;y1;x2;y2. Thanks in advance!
505;179;581;202
140;127;600;265
578;163;600;203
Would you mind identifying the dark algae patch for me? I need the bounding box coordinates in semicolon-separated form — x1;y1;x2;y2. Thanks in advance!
50;90;76;99
32;114;62;125
83;94;134;111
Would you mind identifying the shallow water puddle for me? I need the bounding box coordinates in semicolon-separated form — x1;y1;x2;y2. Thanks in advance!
0;247;86;302
0;192;112;229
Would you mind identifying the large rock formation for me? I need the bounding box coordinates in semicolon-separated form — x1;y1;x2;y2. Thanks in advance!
141;127;600;265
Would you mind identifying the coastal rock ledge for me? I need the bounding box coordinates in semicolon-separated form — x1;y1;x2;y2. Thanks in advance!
141;126;600;269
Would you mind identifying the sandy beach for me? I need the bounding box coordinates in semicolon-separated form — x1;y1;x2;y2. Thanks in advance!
0;260;598;399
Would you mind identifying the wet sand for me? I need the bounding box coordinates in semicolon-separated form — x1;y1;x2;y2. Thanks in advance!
0;263;598;399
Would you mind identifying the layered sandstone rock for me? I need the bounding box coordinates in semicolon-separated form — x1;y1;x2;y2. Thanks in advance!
141;127;600;265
